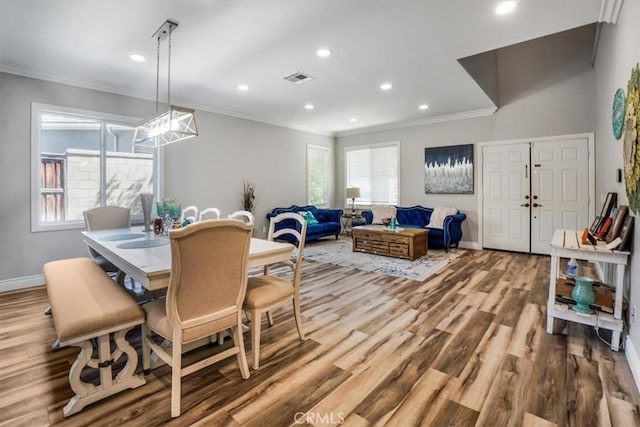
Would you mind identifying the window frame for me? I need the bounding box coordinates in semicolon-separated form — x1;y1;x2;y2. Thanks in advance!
306;144;330;207
344;141;400;207
30;102;162;232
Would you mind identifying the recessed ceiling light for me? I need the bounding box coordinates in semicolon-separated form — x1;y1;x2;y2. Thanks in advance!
304;103;314;110
380;82;392;91
237;84;249;91
349;118;358;123
495;1;517;15
129;53;146;63
316;48;332;57
419;104;429;110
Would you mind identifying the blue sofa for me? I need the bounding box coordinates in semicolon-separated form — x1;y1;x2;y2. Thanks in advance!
361;205;466;250
266;205;343;243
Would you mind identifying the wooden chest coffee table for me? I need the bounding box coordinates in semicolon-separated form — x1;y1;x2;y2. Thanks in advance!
352;225;428;260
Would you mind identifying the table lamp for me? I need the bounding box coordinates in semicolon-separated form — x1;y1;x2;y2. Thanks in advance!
346;187;361;218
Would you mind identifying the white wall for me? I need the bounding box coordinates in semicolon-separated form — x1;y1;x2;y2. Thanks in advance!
0;72;332;284
163;109;334;239
336;36;595;245
594;2;640;358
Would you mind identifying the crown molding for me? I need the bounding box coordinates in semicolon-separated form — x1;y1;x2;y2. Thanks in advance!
598;0;623;23
0;64;334;137
334;107;497;138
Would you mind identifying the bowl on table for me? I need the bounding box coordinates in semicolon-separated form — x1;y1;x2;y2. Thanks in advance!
381;217;392;227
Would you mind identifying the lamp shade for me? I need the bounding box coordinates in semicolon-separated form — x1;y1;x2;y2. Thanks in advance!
346;187;361;199
133;106;198;147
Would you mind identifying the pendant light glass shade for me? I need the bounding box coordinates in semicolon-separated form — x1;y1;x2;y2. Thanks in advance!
132;105;197;147
133;19;198;148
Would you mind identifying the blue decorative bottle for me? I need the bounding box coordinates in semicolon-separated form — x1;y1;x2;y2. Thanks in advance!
567;258;578;279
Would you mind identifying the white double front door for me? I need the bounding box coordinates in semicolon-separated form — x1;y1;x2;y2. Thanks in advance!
482;136;590;254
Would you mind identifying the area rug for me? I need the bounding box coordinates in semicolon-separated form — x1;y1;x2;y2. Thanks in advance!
303;237;463;281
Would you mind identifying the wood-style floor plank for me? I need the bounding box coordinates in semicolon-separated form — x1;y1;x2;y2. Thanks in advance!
1;248;639;426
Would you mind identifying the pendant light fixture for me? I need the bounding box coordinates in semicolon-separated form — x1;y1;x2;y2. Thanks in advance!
133;19;198;147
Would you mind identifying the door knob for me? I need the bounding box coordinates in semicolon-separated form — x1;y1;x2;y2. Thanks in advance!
525;195;530;200
533;203;542;207
533;195;538;200
521;203;530;207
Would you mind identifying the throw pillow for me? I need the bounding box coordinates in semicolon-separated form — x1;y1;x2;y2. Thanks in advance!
372;205;397;224
301;211;319;225
426;206;458;229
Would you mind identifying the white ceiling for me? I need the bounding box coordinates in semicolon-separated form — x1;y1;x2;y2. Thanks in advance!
0;1;608;135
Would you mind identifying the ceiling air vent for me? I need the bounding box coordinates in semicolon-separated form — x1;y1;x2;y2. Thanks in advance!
282;71;314;84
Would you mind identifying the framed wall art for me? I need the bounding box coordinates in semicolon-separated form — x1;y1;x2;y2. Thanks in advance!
424;144;473;194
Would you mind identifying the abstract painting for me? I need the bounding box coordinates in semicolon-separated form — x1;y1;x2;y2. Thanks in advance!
425;144;473;194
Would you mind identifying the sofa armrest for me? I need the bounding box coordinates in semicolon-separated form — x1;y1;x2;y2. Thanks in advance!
361;210;373;224
324;209;344;223
441;213;466;247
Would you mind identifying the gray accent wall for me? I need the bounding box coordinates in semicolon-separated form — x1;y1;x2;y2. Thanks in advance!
594;2;640;356
0;72;332;282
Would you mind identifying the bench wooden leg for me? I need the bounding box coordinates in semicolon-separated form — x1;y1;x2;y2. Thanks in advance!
62;326;146;417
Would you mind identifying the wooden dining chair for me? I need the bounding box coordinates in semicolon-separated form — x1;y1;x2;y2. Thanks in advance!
180;205;199;224
141;220;252;418
199;207;221;221
83;206;130;284
243;212;307;369
228;210;255;224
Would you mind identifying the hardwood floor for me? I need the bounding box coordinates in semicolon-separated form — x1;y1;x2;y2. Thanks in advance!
1;249;639;426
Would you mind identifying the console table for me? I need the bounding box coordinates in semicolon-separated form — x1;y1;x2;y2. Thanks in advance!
352;225;428;260
547;229;629;351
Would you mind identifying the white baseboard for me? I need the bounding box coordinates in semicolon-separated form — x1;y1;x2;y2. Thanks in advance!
626;337;640;395
459;241;482;250
0;274;44;293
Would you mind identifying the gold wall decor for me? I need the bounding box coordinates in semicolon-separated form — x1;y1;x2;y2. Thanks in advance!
623;63;640;213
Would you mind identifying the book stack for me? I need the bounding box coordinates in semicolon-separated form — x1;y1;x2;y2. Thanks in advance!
588;192;634;251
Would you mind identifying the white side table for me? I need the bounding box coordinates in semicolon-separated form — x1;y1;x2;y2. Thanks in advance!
547;229;629;351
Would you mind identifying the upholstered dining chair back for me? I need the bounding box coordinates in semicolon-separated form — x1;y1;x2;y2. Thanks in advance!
83;206;131;231
142;219;252;417
228;210;255;224
83;206;131;263
198;207;221;221
166;220;253;342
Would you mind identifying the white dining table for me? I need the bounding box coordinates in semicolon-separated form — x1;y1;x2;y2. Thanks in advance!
82;226;294;291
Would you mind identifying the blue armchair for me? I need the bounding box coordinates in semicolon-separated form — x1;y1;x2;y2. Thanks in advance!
266;205;343;243
361;205;466;250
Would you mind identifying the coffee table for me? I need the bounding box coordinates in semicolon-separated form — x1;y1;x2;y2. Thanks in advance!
352;225;428;260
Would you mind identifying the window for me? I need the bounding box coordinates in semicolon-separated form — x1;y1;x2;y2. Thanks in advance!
307;144;330;206
346;142;399;205
31;103;158;231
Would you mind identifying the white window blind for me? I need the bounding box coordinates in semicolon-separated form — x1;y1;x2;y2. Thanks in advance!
346;142;399;205
307;144;329;206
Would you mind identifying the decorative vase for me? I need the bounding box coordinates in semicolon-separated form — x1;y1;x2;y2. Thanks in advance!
572;276;595;314
140;193;154;232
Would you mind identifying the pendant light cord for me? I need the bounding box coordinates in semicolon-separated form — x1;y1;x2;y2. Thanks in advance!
167;28;172;107
155;35;160;113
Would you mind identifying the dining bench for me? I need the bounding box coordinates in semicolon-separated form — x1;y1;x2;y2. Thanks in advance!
44;257;146;417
